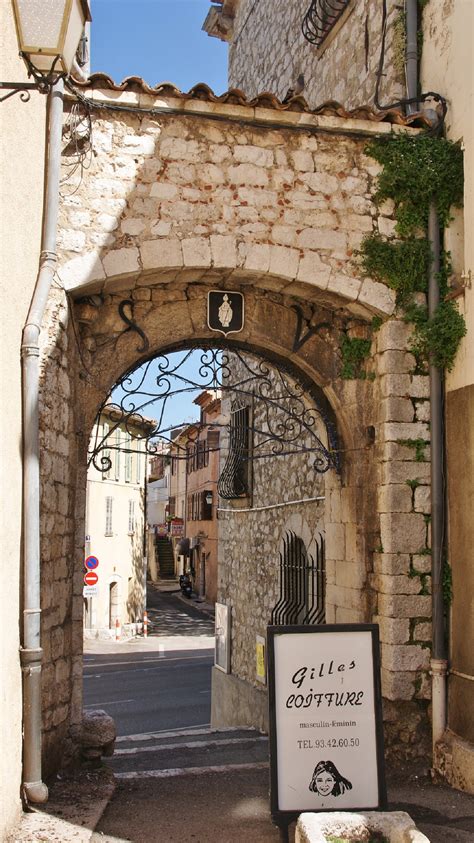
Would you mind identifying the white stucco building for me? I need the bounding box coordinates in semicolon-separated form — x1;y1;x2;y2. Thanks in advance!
84;407;153;637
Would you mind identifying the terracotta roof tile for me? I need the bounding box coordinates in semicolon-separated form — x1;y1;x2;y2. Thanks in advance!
72;73;431;128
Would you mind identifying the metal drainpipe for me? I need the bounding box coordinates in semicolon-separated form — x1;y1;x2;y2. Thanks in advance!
405;0;448;749
21;78;64;804
428;206;448;747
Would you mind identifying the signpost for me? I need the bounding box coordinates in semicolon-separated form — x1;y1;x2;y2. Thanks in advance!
268;624;386;832
84;570;99;587
84;555;99;570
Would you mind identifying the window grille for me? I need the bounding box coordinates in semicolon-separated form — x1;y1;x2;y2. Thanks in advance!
271;532;326;625
128;499;135;533
217;405;251;499
105;496;113;535
302;0;351;48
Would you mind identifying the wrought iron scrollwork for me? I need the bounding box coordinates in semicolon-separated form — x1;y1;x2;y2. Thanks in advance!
87;347;341;477
302;0;351;48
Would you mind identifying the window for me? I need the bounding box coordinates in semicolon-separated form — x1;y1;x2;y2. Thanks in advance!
125;433;132;482
115;428;121;481
217;405;251;499
128;499;135;534
271;532;326;625
105;496;113;535
187;491;213;521
136;447;141;484
102;421;111;480
302;0;352;50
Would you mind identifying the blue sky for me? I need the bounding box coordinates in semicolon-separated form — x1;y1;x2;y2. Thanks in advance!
91;2;229;429
90;0;229;93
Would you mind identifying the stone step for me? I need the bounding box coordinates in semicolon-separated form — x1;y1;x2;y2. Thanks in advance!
115;726;264;751
109;729;269;774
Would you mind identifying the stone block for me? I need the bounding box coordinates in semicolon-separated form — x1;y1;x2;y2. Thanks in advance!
269;245;299;280
103;247;140;277
382;643;430;672
380;460;431;485
380;374;412;398
335;561;366;590
335;606;366;623
122;134;156;155
290;150;314;172
382;421;430;442
415;400;430;422
344;522;364;563
357;278;396;315
228;163;269;185
326;522;345;560
413;621;432;642
371;573;423;595
150;182;179;200
140;238;183;270
377;350;417;375
182;236;212;268
410;375;430;398
121;218;145;236
270;224;297;247
374;615;410;644
377;215;397;236
377;592;431;618
58;229;86;252
414;485;431;514
296;251;331;288
60;251;105;291
379;512;427;554
327;272;361;301
297;227;347;251
381;668;416;701
329;489;341;523
344;212;374;232
377;320;413;353
377;483;412;513
239;242;270;273
150;220;172;237
300;171;339;193
411;554;432;574
159;137;200;161
373;553;410;576
380;397;414;423
210;235;237;268
326;584;362;611
234;145;273;167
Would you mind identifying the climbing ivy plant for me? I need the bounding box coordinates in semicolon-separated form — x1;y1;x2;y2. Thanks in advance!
356;132;465;373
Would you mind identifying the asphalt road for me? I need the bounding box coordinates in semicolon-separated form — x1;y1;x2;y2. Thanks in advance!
83;588;215;736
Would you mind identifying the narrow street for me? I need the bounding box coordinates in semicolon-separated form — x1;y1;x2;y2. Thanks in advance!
84;587;474;843
85;586;280;842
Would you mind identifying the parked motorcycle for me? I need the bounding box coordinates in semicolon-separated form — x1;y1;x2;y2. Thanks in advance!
179;573;193;598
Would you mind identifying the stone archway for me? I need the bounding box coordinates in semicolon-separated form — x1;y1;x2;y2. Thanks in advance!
38;85;432;771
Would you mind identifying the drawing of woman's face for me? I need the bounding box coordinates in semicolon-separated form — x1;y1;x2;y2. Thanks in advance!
315;771;335;796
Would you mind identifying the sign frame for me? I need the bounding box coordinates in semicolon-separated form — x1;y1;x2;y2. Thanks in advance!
267;623;387;829
207;290;244;337
214;602;231;674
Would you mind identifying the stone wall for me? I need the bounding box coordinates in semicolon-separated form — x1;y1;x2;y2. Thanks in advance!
228;0;404;109
34;90;433;771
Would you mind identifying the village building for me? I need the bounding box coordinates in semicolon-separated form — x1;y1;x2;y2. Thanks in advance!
84;407;152;638
1;1;473;836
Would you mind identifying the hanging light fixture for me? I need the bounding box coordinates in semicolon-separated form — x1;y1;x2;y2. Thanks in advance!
1;0;91;102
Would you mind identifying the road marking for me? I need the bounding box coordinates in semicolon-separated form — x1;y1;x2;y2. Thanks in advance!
115;761;268;780
114;736;267;756
84;699;136;708
83;653;213;670
116;725;250;743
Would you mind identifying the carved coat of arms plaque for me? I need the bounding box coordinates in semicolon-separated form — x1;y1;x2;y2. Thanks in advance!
207;290;244;337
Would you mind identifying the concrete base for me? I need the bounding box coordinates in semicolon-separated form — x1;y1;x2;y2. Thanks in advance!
211;666;269;733
295;811;429;843
434;729;474;794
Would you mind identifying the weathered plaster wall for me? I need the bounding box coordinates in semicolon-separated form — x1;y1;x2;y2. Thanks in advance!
228;0;404;110
0;12;46;834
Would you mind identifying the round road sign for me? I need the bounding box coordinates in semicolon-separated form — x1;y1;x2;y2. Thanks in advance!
84;571;99;586
85;555;99;570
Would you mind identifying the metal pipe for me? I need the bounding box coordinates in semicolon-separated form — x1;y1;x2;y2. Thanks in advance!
21;78;64;804
428;204;448;747
405;0;418;113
